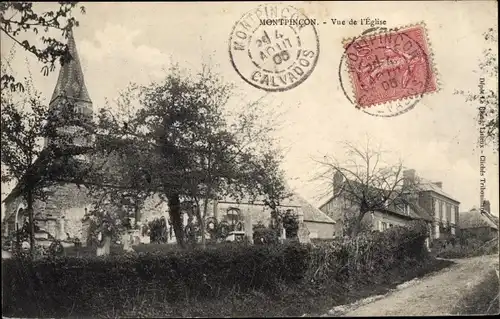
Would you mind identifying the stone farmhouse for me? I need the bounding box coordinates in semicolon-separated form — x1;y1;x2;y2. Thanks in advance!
319;169;461;243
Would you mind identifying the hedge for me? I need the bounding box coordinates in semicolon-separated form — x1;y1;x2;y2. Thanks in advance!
2;220;430;318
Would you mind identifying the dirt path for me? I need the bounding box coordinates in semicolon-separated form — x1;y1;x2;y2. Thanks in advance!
327;255;499;316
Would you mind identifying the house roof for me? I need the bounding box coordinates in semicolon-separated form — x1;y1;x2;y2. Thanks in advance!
218;191;336;224
459;208;499;230
377;201;433;222
418;181;460;204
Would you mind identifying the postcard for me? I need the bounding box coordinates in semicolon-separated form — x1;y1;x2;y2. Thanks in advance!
1;1;498;317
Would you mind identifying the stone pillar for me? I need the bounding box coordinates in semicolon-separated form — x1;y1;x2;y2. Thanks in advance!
434;222;440;239
297;210;311;244
281;226;286;242
122;231;134;252
244;209;253;244
59;216;65;240
213;200;218;220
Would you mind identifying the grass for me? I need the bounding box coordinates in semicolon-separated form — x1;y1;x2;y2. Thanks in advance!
97;257;454;318
452;269;500;315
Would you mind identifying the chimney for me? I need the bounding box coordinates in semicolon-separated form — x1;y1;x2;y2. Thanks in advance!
433;182;442;188
483;200;491;213
403;169;416;186
333;170;344;195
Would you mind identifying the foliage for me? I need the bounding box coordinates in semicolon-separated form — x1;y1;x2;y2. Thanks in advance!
305;220;429;283
316;139;420;237
148;217;169;243
82;211;121;247
1;221;441;318
342;208;374;237
0;2;85;91
1;72;94;255
2;242;309;317
253;222;280;245
432;236;498;259
281;209;299;238
93;65;287;248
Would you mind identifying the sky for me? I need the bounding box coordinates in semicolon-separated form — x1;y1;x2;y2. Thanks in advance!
1;1;498;217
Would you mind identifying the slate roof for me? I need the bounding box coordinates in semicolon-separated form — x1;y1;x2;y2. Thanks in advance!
50;30;91;104
218;191;336;224
460;208;499;230
418;181;460;204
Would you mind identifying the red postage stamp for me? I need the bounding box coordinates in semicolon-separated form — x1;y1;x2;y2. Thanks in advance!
343;24;437;109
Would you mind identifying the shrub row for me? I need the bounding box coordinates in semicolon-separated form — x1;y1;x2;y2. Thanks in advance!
2;221;430;318
433;237;499;259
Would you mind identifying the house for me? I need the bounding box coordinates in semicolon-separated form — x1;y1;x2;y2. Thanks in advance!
414;171;461;240
212;191;336;239
459;200;499;241
319;169;459;243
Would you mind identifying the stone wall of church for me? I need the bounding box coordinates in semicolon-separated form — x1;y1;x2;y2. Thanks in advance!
3;183;91;240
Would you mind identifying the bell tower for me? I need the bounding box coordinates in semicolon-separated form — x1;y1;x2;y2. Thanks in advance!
44;29;93;148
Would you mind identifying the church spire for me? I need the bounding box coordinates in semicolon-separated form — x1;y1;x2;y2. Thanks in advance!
45;29;93;148
50;29;91;104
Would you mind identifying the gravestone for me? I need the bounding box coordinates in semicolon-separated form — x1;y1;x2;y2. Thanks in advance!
122;231;134;252
96;235;111;256
297;222;311;244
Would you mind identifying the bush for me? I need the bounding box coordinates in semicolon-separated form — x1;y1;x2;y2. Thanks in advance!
434;238;498;259
2;220;433;318
305;220;429;285
253;223;279;245
432;231;499;259
2;241;309;317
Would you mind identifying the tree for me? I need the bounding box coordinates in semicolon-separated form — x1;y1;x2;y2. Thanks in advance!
95;65;288;249
0;2;85;91
316;140;419;237
454;27;498;151
1;71;94;257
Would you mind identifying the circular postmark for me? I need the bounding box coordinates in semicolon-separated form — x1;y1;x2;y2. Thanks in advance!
339;25;437;117
229;4;320;92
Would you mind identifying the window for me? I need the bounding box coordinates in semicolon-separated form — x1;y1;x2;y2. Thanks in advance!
439;200;443;220
382;222;388;231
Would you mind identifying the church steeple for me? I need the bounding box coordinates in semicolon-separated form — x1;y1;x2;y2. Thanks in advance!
50;29;92;104
45;29;93;148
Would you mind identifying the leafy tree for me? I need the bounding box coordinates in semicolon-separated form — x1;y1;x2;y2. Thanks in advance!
1;73;94;256
0;2;85;91
316;140;420;237
454;27;498;151
96;65;288;249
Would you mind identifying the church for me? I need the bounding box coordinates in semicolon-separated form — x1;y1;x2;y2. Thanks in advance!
2;31;337;247
1;30;168;246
